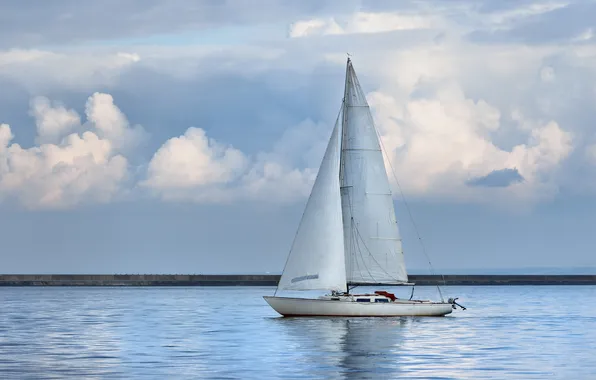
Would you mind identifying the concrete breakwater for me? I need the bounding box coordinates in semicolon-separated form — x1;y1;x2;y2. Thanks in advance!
1;274;595;286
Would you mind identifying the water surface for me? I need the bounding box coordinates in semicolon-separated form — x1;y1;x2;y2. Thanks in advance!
1;286;594;379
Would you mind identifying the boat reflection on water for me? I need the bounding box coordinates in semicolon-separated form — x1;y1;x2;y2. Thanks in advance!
268;313;481;379
270;317;411;379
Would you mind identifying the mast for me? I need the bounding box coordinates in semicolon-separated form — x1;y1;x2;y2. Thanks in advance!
340;58;351;293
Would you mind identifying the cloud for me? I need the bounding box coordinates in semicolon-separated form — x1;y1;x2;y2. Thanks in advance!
483;2;568;27
141;120;323;204
369;83;574;203
141;127;248;202
289;12;436;38
240;162;316;202
467;168;525;187
0;93;146;209
0;0;360;48
0;1;588;51
467;2;596;44
239;119;328;202
84;92;148;153
1;89;320;208
0;2;595;210
0;125;128;209
0;49;141;92
29;96;81;144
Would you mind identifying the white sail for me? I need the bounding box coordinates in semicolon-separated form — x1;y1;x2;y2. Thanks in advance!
277;113;347;291
339;59;409;285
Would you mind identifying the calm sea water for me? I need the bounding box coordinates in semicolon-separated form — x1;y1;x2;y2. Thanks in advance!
0;285;594;379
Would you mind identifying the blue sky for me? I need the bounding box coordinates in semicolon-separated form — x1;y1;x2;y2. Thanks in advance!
0;0;595;274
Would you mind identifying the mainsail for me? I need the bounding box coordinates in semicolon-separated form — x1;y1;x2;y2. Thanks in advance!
276;112;347;291
339;59;409;285
277;58;408;292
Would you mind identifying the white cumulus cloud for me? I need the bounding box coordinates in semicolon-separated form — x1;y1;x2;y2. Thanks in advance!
0;93;146;209
142;127;248;202
29;97;81;144
84;92;148;153
369;84;574;204
142;120;324;204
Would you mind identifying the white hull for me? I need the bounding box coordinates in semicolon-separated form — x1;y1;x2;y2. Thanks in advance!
264;296;453;317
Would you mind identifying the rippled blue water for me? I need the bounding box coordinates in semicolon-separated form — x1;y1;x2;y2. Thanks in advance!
0;285;594;379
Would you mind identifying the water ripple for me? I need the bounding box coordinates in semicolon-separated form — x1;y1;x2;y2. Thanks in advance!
0;286;595;379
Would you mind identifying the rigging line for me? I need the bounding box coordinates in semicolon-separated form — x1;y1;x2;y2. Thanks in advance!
353;221;401;282
349;209;357;290
351;226;366;286
344;175;365;286
353;221;379;284
349;224;359;292
345;176;379;287
344;153;387;286
372;116;446;302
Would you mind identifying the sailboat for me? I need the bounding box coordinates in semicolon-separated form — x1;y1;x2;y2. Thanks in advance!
264;58;462;317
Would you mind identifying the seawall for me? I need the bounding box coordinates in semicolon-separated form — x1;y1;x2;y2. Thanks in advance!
0;274;595;286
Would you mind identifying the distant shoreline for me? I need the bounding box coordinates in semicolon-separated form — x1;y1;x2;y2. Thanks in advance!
1;274;595;286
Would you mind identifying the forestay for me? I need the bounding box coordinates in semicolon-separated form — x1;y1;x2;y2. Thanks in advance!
339;59;409;285
276;113;347;291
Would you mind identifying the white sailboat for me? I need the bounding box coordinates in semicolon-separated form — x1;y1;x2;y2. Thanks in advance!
264;58;463;317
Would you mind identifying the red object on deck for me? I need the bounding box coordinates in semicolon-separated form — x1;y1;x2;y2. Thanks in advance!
374;290;397;301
